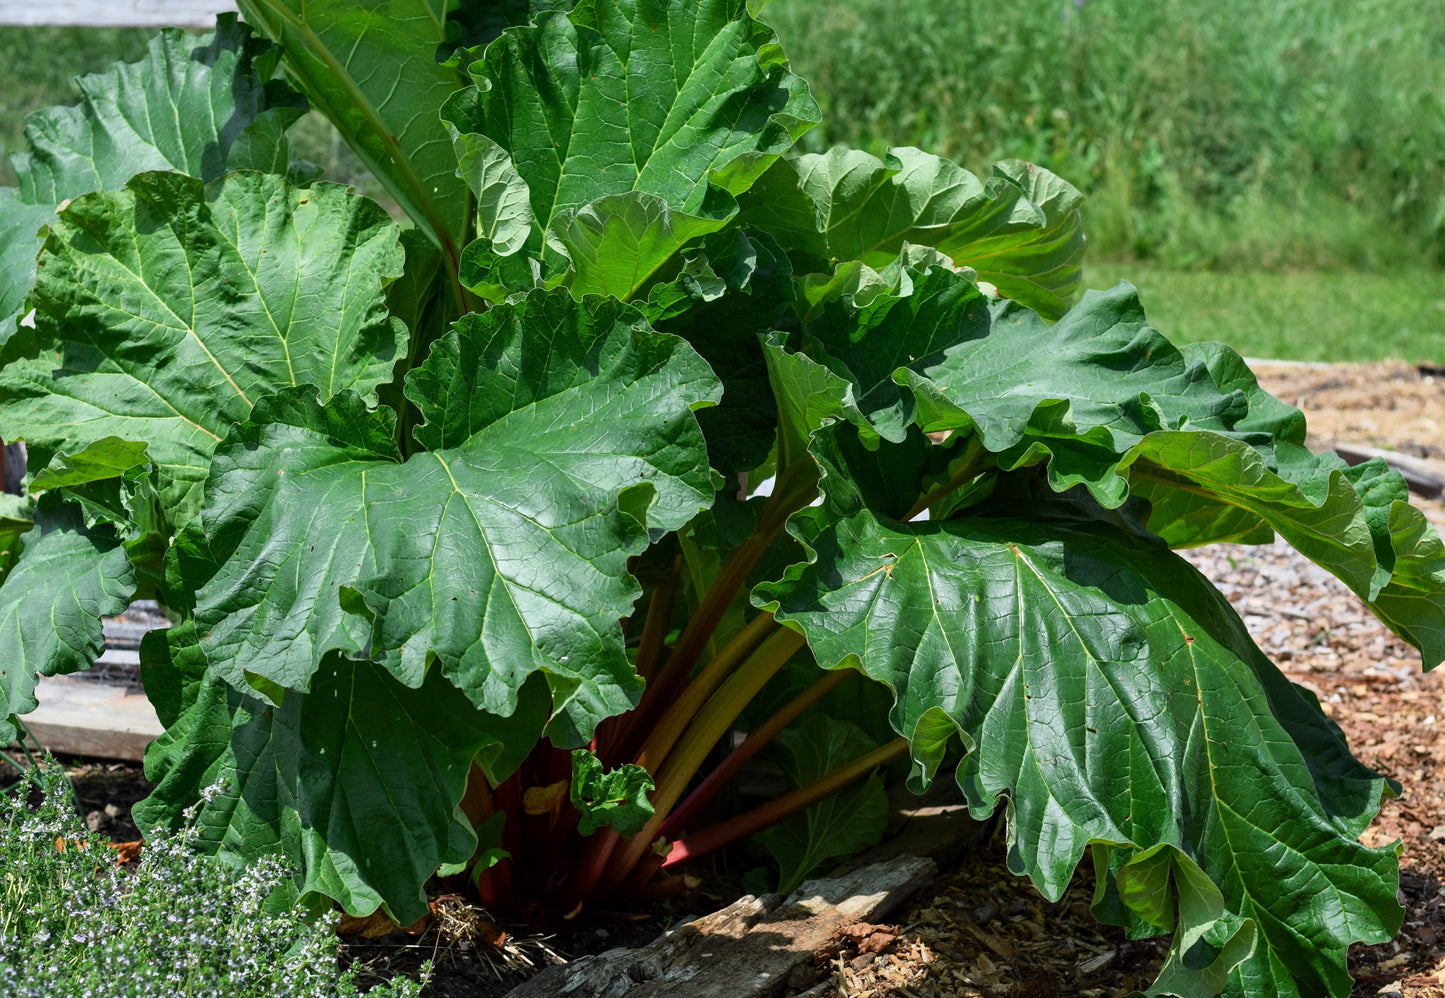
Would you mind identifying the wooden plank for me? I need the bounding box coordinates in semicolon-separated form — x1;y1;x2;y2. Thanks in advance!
25;674;163;762
505;855;937;998
0;1;237;28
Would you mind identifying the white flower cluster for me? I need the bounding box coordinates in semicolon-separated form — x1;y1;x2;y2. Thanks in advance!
0;764;423;998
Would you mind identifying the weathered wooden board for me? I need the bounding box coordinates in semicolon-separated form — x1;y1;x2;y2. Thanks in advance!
504;855;937;998
25;674;162;761
0;1;237;28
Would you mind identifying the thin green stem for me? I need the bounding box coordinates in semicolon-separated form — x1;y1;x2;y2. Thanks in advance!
661;737;911;870
596;627;807;898
11;718;42;774
659;666;852;840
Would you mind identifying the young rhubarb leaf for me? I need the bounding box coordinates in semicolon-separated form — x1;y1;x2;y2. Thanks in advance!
0;498;135;744
755;504;1400;998
570;750;655;836
441;87;534;260
0;171;406;528
738;148;1085;318
0;15;305;333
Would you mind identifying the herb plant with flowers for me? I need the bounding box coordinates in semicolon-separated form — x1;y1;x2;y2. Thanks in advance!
0;3;1442;996
0;756;420;997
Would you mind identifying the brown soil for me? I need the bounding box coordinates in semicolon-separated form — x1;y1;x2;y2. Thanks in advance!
9;361;1445;998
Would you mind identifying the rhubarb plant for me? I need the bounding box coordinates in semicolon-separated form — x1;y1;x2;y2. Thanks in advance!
0;4;1441;996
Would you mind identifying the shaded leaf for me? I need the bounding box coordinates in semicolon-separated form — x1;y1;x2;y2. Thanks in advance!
754;713;888;894
643;227;796;477
136;630;545;923
0;498;134;743
0;495;33;590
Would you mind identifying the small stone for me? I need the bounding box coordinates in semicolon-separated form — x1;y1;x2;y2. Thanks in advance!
85;810;107;833
104;803;124;820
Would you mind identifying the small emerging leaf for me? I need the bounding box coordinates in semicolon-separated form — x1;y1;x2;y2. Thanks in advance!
570;749;655;836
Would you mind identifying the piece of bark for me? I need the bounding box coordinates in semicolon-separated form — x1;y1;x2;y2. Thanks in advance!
502;855;935;998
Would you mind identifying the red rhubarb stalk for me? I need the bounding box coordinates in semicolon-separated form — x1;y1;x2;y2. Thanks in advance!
661;737;911;870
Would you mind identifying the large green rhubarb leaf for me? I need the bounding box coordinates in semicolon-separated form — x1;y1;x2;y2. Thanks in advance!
764;268;1445;660
755;503;1400;998
458;0;818;296
135;622;549;923
0;498;134;743
235;0;472;257
0;16;304;333
738;147;1085;318
0;171;405;528
182;289;718;743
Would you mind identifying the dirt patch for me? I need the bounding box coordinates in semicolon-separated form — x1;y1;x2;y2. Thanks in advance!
1251;360;1445;461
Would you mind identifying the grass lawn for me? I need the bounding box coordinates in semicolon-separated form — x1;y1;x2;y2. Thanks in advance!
1083;263;1445;364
